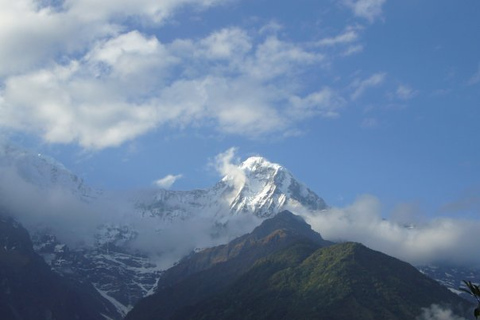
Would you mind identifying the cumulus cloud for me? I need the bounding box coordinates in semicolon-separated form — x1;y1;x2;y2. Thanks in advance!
0;17;337;149
153;174;183;189
304;195;480;266
342;0;387;22
351;72;386;100
0;0;222;77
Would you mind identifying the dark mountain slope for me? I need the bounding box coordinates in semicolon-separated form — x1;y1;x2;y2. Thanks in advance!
127;211;471;320
126;211;331;320
0;214;120;320
174;242;470;320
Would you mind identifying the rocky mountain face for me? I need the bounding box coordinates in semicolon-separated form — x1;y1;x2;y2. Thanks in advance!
136;156;327;221
0;213;120;320
1;142;478;319
0;143;328;318
418;265;480;299
126;211;471;320
32;229;162;316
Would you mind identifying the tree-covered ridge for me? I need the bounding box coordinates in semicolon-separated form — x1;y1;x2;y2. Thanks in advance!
171;242;470;320
127;211;471;320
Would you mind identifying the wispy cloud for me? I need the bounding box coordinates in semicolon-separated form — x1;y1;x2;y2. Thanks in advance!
350;72;387;100
289;87;346;119
467;63;480;85
396;84;418;100
342;44;364;56
342;0;387;22
211;147;246;190
153;174;183;189
361;117;378;128
316;28;359;47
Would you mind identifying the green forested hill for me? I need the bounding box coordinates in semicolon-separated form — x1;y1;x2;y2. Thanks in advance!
127;211;471;320
173;242;470;320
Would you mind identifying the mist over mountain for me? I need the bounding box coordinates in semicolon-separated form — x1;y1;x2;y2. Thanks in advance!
126;211;471;320
0;214;120;319
0;142;479;318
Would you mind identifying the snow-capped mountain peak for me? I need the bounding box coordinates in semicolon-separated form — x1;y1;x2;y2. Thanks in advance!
222;156;326;217
240;156;280;171
138;155;326;220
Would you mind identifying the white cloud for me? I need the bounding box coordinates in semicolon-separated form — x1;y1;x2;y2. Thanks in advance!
316;29;359;47
289;87;346;119
417;305;467;320
0;20;337;149
351;72;386;100
396;84;418;100
342;0;387;22
342;44;364;56
212;147;245;187
305;195;480;266
153;174;183;189
198;28;252;60
65;0;226;24
245;36;324;81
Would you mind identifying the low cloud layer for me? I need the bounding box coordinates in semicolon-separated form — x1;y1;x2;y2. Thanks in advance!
0;159;260;269
2;144;479;269
417;304;467;320
304;195;480;266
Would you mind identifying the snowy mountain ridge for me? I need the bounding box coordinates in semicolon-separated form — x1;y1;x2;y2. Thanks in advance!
2;142;476;319
136;156;327;221
0;141;99;202
0;143;328;317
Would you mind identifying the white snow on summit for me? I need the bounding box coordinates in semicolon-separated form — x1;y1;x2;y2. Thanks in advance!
138;156;326;220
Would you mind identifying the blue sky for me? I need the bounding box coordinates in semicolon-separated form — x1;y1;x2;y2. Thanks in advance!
1;0;479;219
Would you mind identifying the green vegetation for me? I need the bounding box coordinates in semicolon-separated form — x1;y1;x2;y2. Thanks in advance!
169;242;468;320
127;212;471;320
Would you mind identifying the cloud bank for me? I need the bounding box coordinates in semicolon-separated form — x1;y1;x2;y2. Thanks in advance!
304;195;480;266
1;145;479;269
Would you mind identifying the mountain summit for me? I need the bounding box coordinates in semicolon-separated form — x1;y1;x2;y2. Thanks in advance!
225;157;327;217
126;210;332;320
139;156;326;220
126;211;470;320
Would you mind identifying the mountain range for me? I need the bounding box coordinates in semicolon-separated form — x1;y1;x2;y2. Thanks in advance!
0;141;478;319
